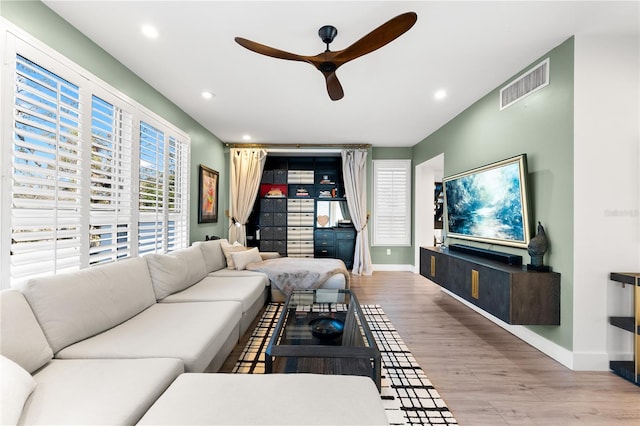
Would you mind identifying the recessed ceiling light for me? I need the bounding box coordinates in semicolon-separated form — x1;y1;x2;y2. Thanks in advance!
201;91;214;100
434;89;447;100
242;135;251;141
141;25;159;39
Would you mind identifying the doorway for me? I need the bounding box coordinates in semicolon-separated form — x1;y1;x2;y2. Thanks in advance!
414;154;444;271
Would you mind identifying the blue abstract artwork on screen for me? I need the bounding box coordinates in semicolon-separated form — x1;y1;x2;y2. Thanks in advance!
445;161;526;244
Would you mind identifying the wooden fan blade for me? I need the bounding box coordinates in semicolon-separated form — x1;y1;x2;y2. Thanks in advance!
235;37;308;62
324;71;344;101
236;13;416;100
335;12;417;64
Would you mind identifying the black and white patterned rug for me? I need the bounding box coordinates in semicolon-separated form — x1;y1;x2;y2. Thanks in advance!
232;303;458;425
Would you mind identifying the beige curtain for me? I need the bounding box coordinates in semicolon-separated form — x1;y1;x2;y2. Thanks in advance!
341;150;372;275
229;148;267;245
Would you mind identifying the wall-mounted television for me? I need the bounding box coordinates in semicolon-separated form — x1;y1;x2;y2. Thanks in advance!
443;154;531;248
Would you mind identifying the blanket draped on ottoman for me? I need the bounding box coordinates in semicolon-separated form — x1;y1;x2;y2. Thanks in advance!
246;258;349;296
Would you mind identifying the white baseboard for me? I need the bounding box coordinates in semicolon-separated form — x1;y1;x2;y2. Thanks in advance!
607;351;634;362
441;289;610;372
372;264;415;272
571;351;613;371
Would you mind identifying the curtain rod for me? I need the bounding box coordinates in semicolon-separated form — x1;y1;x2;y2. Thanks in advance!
225;143;371;149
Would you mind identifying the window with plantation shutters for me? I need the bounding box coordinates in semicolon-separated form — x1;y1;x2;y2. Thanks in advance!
137;122;190;255
138;121;165;255
372;160;411;246
89;95;134;265
2;31;191;288
10;54;83;281
167;136;189;251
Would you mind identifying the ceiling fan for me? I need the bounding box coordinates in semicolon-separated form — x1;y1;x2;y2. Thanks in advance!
235;12;417;101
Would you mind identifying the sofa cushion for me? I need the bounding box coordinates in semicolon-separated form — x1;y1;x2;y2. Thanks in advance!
55;301;242;373
193;240;227;273
146;246;208;300
161;276;266;313
138;373;389;425
220;239;248;269
208;269;270;280
229;247;262;270
0;290;53;373
20;257;156;354
21;358;183;425
0;355;36;425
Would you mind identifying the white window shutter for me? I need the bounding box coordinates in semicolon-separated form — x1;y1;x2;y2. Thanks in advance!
89;95;134;264
11;55;83;284
372;160;411;246
138;121;166;255
167;136;190;251
137;120;190;255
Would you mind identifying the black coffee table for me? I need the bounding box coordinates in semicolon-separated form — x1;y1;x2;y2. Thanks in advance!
265;289;381;390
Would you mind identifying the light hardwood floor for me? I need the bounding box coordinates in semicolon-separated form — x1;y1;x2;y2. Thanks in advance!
222;271;640;425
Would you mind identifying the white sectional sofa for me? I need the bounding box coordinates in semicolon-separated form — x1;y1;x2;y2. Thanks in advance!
0;239;388;425
1;288;186;425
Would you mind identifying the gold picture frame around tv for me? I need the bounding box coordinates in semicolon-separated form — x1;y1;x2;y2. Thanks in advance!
443;154;531;248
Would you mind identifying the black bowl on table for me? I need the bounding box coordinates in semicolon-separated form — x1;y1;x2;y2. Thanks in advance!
308;317;344;340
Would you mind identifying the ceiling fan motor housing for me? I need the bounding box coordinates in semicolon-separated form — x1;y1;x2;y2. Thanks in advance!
318;25;338;44
319;62;337;72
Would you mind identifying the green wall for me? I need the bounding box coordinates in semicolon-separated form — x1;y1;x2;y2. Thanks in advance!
412;38;574;349
1;1;228;244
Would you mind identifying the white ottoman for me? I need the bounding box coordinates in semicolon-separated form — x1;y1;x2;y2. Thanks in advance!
138;373;389;425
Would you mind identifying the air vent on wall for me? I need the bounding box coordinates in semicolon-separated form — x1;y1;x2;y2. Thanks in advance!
500;58;549;110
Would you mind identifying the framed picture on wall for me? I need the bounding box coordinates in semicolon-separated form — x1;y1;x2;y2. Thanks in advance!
198;164;219;223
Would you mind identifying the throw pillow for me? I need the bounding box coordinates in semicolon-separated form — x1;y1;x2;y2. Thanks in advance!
220;240;248;269
0;355;36;425
230;247;262;270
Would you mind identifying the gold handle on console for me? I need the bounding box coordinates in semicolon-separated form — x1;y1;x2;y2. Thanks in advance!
430;256;436;277
471;270;480;299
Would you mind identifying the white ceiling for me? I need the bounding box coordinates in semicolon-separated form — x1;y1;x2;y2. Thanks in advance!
42;1;639;147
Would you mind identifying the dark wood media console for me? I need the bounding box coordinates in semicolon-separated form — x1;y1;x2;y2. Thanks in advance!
420;246;560;325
